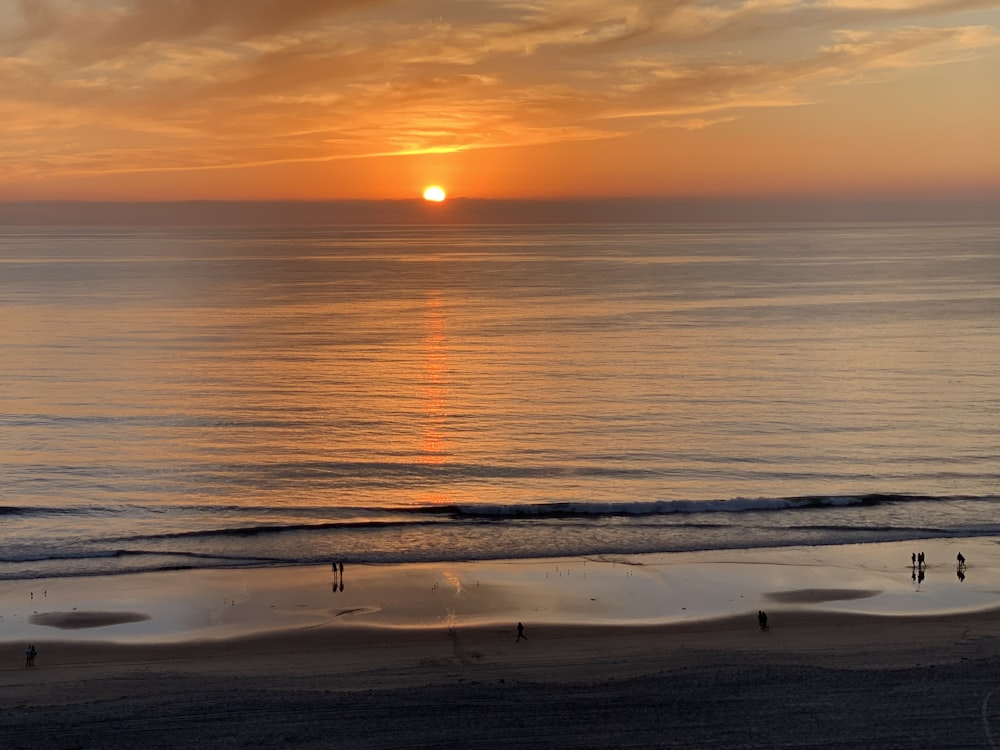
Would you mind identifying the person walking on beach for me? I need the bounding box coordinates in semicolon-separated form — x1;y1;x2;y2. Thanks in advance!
758;611;769;631
516;622;526;642
957;552;966;567
24;644;36;667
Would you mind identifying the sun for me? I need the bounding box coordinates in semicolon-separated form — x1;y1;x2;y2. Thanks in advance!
422;185;447;202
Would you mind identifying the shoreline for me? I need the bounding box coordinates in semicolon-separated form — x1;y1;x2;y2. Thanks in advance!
4;537;1000;748
2;535;997;645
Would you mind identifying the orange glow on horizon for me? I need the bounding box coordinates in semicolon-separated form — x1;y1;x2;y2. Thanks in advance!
0;1;996;204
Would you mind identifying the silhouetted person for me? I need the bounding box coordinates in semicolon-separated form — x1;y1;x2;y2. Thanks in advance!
758;611;769;631
516;622;526;642
957;552;965;567
25;644;36;667
911;552;916;567
339;562;344;575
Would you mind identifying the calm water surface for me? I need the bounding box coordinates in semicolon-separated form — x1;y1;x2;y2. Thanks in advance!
2;222;998;579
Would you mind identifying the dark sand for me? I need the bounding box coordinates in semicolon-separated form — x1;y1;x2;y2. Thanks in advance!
3;609;1000;749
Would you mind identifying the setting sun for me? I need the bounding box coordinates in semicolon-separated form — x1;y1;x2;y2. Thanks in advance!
422;186;447;203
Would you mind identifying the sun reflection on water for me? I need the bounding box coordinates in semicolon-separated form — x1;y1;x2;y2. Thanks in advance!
420;290;450;466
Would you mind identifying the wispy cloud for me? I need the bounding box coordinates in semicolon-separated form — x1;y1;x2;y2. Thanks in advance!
1;0;998;185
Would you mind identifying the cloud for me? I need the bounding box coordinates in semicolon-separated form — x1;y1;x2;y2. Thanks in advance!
3;0;60;43
93;0;392;54
5;0;394;50
1;0;999;184
818;23;1000;71
817;0;998;11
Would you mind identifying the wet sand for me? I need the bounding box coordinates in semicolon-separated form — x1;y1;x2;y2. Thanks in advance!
3;536;997;643
2;538;1000;748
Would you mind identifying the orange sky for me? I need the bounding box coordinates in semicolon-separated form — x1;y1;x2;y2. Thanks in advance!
1;0;999;202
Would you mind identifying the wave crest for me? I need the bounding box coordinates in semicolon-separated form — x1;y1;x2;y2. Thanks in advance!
420;493;934;518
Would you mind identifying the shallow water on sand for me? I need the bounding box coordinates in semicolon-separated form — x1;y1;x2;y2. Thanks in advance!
2;536;997;643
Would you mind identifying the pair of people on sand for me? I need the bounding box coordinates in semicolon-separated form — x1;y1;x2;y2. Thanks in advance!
24;644;37;667
757;611;769;631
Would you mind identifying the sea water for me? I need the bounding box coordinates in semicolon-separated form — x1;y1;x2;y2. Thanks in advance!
2;222;998;580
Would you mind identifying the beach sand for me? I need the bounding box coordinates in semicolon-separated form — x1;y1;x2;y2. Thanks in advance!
3;538;1000;748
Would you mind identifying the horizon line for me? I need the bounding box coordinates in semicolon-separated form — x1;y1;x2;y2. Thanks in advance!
1;195;997;225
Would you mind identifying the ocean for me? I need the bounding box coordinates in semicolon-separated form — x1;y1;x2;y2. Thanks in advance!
2;222;998;581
